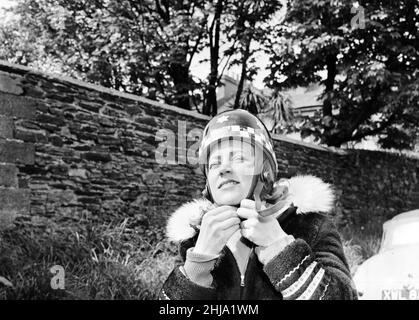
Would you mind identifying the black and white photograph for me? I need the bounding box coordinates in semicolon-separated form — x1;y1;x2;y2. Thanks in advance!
0;0;418;306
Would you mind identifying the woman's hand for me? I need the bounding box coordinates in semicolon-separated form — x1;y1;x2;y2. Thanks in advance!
237;199;288;247
194;206;241;256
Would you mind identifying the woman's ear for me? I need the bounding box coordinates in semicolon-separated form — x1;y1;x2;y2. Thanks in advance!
259;159;289;204
202;182;214;202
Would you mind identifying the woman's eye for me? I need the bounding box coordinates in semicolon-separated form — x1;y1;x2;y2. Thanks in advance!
232;155;245;162
209;162;220;169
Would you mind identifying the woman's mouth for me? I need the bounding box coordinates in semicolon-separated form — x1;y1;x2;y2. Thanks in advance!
218;180;239;189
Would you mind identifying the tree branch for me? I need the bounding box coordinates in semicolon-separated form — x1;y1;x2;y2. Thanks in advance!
155;0;170;23
187;15;208;69
350;113;397;141
346;86;383;136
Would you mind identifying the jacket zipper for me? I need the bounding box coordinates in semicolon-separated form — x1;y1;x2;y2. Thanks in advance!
239;248;253;299
240;274;245;300
226;239;253;299
240;274;244;300
240;274;245;287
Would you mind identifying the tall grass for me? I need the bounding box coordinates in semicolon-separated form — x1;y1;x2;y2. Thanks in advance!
0;218;178;300
341;223;382;276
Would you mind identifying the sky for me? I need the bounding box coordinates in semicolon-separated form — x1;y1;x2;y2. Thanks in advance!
190;45;271;90
0;0;15;9
0;0;17;22
190;2;288;90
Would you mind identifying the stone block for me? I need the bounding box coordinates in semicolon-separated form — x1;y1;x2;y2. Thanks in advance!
79;101;101;112
0;116;13;138
82;152;112;162
0;72;23;95
97;135;121;145
47;189;77;205
0;163;18;187
0;209;18;230
14;128;48;143
68;168;88;179
35;113;65;127
0;94;36;118
0;140;35;164
0;187;30;229
0;188;31;211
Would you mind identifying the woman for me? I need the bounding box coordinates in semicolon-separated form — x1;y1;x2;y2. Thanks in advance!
160;109;357;300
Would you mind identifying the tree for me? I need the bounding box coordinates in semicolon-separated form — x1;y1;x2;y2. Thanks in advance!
261;90;295;134
201;0;283;116
1;0;286;114
0;0;210;110
238;85;295;134
265;0;419;149
231;0;283;110
202;0;224;116
238;85;266;115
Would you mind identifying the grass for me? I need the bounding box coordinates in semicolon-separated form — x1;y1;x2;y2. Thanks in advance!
0;216;382;299
0;218;179;300
341;223;382;276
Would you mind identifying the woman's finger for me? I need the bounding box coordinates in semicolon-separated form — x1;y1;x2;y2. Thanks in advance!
206;205;237;216
237;207;258;219
203;208;235;223
210;209;238;222
219;217;241;229
240;218;257;229
240;199;255;209
241;228;253;242
224;224;240;237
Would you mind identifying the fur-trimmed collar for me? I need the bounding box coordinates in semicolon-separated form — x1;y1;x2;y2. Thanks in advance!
166;175;335;242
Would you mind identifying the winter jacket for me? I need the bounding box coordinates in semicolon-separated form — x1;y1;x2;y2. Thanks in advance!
160;175;358;300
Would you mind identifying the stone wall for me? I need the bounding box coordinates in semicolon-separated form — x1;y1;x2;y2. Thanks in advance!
273;138;419;228
0;61;418;234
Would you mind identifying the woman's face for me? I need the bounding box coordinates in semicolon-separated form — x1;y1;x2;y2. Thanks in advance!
207;140;256;206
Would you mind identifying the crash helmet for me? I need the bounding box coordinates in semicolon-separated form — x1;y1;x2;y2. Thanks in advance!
198;109;278;201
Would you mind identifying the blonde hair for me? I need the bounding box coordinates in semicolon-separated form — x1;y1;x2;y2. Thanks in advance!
259;159;289;204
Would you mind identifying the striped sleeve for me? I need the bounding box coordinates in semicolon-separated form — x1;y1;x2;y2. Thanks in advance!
262;219;357;300
159;266;217;300
158;238;217;300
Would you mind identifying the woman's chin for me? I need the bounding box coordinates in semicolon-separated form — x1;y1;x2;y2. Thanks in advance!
214;192;245;206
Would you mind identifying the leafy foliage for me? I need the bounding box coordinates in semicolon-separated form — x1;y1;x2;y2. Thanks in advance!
1;0;210;109
1;0;417;149
239;86;295;134
0;0;282;113
265;0;419;149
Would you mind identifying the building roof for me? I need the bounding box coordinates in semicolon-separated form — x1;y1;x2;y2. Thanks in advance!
282;83;323;109
216;75;324;113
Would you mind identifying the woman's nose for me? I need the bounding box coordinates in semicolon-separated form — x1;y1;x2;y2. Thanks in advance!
219;161;232;175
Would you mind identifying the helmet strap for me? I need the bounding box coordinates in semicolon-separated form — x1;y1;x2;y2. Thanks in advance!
237;173;262;248
251;177;264;211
